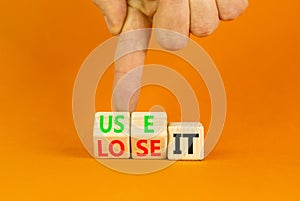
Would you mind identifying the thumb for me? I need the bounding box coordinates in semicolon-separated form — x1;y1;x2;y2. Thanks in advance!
113;6;152;112
93;0;127;35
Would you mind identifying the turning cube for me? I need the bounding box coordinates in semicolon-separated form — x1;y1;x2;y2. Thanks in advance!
167;122;204;160
93;112;130;158
131;112;168;159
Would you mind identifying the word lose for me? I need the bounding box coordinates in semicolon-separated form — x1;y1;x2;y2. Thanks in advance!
93;112;204;160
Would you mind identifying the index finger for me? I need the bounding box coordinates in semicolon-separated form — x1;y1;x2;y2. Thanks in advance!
113;6;152;112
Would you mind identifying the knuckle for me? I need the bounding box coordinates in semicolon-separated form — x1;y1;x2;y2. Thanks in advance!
159;38;188;51
155;30;189;51
110;26;121;35
220;9;240;20
219;0;248;21
191;20;219;37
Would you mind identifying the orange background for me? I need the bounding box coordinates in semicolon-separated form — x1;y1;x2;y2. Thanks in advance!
1;0;300;200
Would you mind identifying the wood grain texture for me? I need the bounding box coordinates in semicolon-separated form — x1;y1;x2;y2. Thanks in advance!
131;112;167;159
93;112;130;158
167;122;204;160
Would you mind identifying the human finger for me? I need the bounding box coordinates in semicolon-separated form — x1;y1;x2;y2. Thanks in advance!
153;0;190;50
113;6;152;112
190;0;220;37
216;0;248;21
93;0;127;35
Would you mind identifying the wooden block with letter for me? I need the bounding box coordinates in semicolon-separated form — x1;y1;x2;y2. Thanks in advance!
131;112;168;159
167;122;204;160
93;112;130;158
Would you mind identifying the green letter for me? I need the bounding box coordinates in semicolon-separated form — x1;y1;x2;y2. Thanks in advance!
144;115;154;133
114;115;125;133
99;115;112;133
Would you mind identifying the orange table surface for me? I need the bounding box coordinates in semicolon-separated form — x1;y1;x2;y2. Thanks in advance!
1;1;300;200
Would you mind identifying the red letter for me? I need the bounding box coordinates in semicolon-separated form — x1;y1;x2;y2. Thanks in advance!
109;140;125;157
137;140;148;157
97;140;108;157
151;140;161;157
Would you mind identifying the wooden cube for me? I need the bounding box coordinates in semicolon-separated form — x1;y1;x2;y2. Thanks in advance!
131;112;168;159
93;112;130;158
167;122;204;160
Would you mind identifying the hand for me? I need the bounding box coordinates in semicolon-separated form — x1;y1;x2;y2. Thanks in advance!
94;0;248;112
